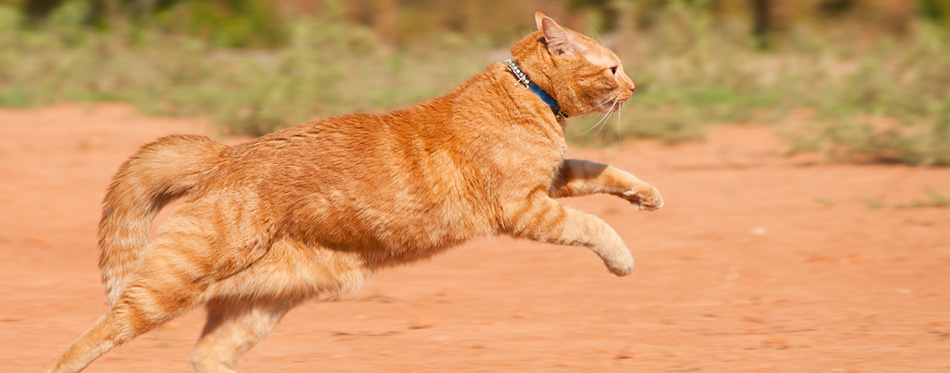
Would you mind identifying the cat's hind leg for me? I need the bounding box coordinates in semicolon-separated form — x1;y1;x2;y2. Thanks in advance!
51;202;270;373
50;240;218;372
190;298;299;373
503;192;633;276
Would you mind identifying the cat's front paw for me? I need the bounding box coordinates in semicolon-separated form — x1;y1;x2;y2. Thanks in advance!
620;183;664;211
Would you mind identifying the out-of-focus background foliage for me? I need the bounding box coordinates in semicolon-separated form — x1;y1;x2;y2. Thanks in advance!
1;0;948;165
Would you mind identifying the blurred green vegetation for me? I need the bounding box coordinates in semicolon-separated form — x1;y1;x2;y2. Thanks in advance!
0;0;949;165
0;1;486;136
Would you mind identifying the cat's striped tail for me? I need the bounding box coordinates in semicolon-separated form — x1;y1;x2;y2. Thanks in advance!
97;135;228;305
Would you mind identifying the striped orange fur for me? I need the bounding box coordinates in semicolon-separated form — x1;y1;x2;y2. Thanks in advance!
51;12;663;373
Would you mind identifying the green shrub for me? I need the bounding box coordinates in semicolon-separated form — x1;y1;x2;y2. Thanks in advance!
0;2;948;166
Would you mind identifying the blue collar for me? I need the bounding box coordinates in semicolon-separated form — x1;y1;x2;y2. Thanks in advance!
505;59;568;120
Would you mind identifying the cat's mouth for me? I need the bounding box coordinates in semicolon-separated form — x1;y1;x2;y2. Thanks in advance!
617;91;634;105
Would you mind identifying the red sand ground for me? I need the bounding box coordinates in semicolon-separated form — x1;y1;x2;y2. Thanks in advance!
1;104;948;372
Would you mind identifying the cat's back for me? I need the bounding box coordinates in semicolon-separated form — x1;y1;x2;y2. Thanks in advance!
219;112;410;185
214;107;493;255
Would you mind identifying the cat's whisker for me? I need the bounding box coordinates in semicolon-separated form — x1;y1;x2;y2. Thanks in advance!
580;98;617;136
596;113;614;141
579;115;607;145
616;102;623;140
598;112;615;147
605;94;623;113
599;96;625;145
601;94;621;108
578;98;617;136
580;111;610;136
583;99;619;145
586;21;606;46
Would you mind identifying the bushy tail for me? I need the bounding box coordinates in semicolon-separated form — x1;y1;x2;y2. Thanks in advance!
98;135;229;305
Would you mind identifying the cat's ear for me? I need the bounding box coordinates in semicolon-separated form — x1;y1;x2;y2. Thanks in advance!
534;12;583;56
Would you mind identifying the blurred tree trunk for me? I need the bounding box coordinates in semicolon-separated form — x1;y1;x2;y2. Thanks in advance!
919;0;950;29
21;0;67;26
22;0;168;28
86;0;107;27
750;0;773;49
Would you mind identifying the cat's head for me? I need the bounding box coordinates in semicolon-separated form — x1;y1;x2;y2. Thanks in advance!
510;12;635;118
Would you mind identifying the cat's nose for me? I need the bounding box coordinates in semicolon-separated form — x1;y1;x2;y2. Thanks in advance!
630;82;636;92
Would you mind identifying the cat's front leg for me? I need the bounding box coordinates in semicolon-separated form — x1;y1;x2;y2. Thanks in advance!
549;159;663;211
502;192;634;276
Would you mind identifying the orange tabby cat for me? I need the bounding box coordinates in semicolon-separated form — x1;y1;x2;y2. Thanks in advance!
51;12;662;372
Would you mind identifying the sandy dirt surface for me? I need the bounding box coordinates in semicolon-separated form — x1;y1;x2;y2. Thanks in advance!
1;104;949;372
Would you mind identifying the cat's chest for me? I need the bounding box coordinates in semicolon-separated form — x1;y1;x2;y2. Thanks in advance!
488;138;565;188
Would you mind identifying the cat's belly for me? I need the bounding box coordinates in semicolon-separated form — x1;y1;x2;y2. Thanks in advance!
208;236;373;301
208;211;491;301
290;211;492;267
279;183;496;261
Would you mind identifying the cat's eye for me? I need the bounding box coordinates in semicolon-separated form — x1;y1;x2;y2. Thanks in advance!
609;66;618;75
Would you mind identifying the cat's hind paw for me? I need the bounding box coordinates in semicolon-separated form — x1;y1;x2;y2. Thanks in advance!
608;261;634;276
604;254;634;276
